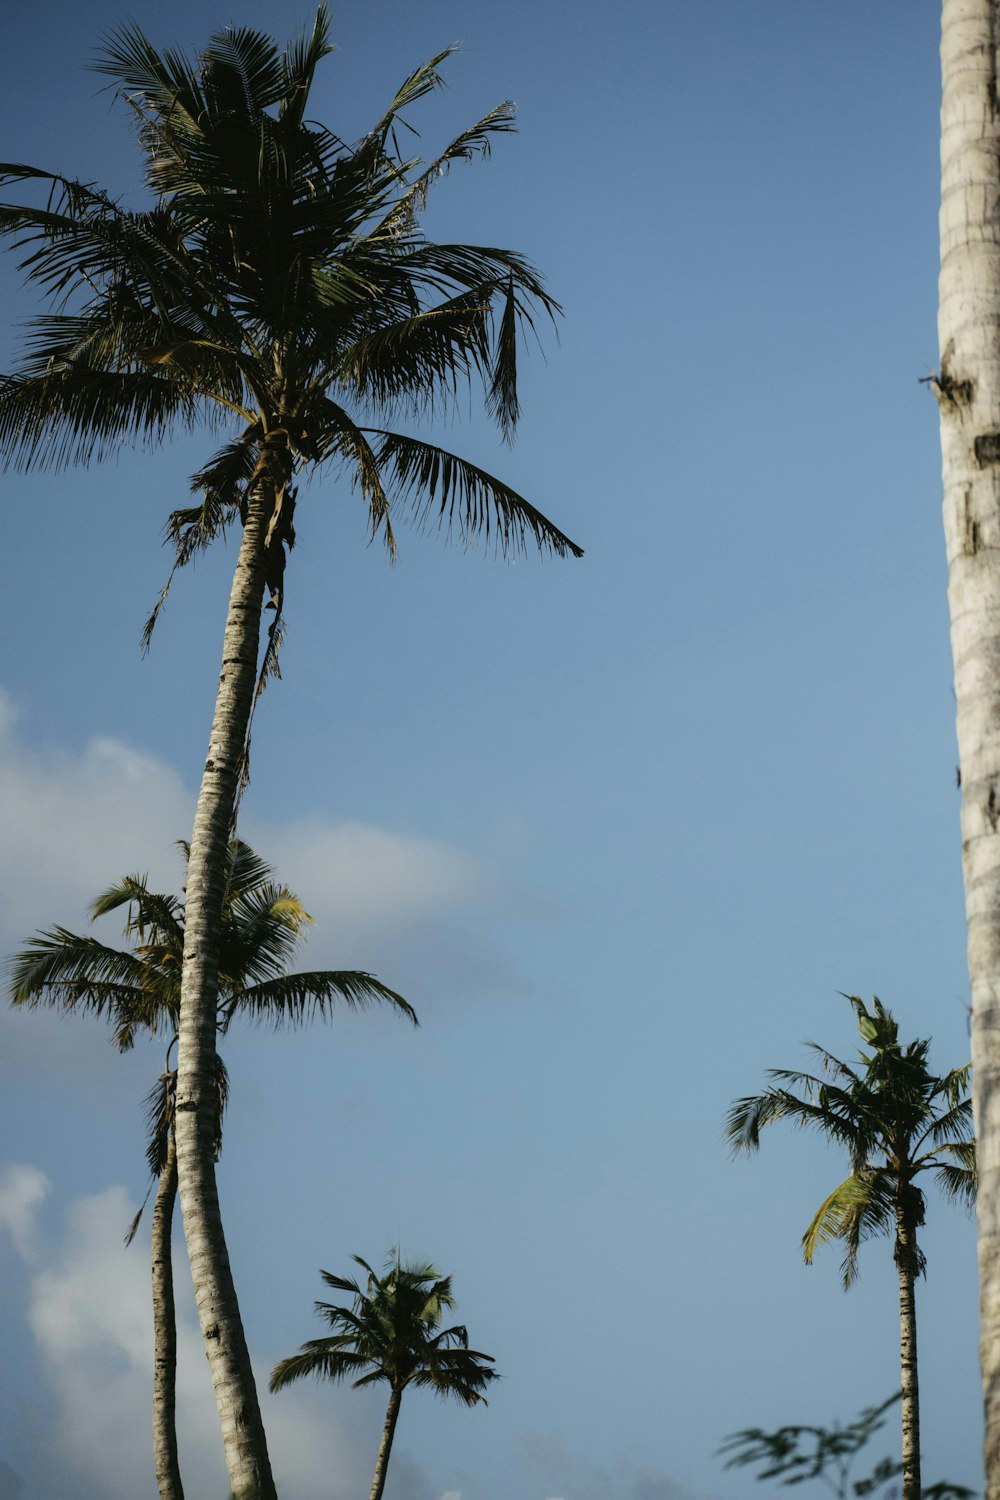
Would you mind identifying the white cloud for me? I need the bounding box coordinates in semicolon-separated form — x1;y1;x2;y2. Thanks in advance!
0;1163;48;1258
0;689;193;947
0;686;487;955
0;685;498;1071
518;1435;715;1500
254;818;487;954
1;1166;376;1500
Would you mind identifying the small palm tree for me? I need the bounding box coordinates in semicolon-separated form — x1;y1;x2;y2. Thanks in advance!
271;1252;497;1500
726;995;976;1500
9;841;415;1500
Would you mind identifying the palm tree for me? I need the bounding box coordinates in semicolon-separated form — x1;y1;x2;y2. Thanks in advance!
0;14;579;1493
726;995;976;1500
271;1252;497;1500
936;5;1000;1490
9;840;415;1500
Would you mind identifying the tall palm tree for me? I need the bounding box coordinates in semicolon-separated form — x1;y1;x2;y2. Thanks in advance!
0;14;579;1493
726;995;976;1500
271;1252;497;1500
9;840;415;1500
936;4;1000;1490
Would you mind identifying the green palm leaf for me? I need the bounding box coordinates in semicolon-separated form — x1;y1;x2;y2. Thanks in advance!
223;970;416;1030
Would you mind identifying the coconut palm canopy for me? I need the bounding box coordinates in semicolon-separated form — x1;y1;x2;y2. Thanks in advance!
726;995;975;1287
0;6;581;589
271;1252;497;1400
9;837;415;1174
272;1253;497;1500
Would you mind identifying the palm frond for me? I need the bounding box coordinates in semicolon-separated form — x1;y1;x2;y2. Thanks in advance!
142;1068;177;1179
725;1085;860;1154
226;971;416;1029
366;49;456;152
0;366;201;473
932;1140;977;1208
916;1096;974;1152
270;1345;371;1391
280;7;335;131
8;929;171;1033
801;1172;889;1286
368;427;582;558
199;26;285;119
90;878;184;947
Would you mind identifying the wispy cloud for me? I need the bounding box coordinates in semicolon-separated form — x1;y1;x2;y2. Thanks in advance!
518;1433;718;1500
0;1163;376;1500
0;686;502;1073
0;1164;48;1259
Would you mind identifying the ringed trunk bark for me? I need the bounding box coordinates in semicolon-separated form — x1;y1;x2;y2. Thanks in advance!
369;1388;404;1500
174;480;277;1500
939;4;1000;1490
895;1215;921;1500
151;1131;184;1500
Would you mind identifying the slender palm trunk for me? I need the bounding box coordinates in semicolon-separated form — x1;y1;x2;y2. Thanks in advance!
369;1388;403;1500
174;478;277;1500
938;4;1000;1491
151;1131;184;1500
895;1213;921;1500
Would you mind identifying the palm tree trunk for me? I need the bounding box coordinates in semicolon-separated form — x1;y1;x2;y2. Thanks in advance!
895;1214;921;1500
369;1388;403;1500
939;4;1000;1492
151;1131;184;1500
174;478;277;1500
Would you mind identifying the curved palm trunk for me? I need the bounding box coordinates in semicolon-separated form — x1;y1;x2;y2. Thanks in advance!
895;1213;921;1500
174;479;277;1500
369;1388;403;1500
151;1131;185;1500
938;4;1000;1491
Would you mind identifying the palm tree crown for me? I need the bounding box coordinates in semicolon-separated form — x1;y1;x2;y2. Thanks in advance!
0;6;581;618
9;838;415;1176
726;994;975;1285
726;995;975;1500
271;1251;497;1402
272;1251;497;1500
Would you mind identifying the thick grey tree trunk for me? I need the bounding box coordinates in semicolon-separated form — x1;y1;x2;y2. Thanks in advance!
174;478;277;1500
895;1214;921;1500
151;1130;184;1500
938;3;1000;1491
369;1388;403;1500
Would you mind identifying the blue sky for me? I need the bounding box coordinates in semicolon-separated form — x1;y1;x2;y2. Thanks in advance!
0;2;981;1498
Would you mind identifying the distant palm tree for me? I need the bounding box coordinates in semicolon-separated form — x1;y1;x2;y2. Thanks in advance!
726;995;976;1500
271;1252;497;1500
9;841;415;1500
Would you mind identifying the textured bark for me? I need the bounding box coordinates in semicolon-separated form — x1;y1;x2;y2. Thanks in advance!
174;479;277;1500
151;1132;185;1500
369;1388;403;1500
895;1213;921;1500
939;3;1000;1491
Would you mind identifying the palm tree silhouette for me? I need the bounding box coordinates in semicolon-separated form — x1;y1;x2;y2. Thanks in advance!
271;1252;497;1500
726;995;976;1500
